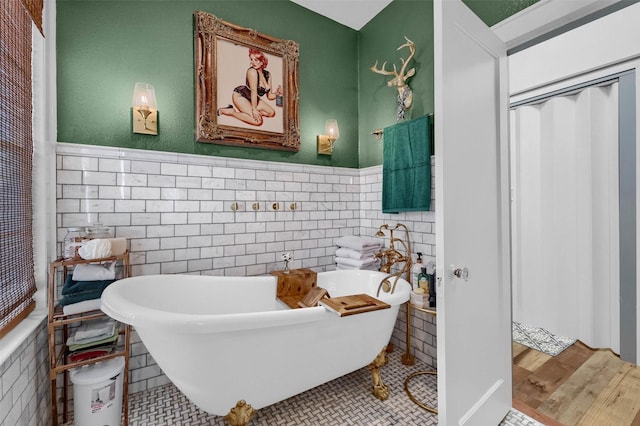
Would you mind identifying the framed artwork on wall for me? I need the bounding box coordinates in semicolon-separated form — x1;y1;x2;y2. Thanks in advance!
194;11;300;151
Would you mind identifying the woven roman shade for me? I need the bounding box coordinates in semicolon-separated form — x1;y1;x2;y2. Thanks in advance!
0;0;38;339
20;0;43;35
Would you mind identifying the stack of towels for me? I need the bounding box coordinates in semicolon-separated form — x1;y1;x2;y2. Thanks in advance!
66;317;119;362
60;262;117;315
335;235;382;271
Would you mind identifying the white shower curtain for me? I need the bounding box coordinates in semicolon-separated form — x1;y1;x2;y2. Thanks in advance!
510;83;620;353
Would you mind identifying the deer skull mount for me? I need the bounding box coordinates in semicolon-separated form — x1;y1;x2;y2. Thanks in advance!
370;36;416;121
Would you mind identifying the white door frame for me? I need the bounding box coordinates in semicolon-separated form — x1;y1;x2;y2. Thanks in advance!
507;1;640;363
492;0;633;51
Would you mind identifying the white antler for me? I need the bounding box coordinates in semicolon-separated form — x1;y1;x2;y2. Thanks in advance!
370;36;416;88
370;60;397;77
395;36;416;84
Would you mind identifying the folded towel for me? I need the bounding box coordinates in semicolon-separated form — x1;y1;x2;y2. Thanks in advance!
60;290;104;306
62;299;102;315
79;238;112;260
335;256;380;269
335;236;382;251
68;327;119;352
72;262;116;281
335;247;380;260
67;328;115;346
67;318;116;346
73;317;115;340
62;275;115;296
336;264;354;271
382;114;432;213
69;345;116;363
336;263;380;271
60;275;115;306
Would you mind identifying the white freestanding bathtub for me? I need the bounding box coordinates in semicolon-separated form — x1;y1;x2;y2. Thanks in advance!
100;270;410;422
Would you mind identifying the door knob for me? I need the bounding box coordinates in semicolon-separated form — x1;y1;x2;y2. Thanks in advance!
449;265;470;281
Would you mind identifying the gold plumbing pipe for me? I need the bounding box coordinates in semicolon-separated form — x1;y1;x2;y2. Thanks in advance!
394;223;412;283
374;223;413;293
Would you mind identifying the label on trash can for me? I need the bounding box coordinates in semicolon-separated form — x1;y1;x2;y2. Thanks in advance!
91;378;117;413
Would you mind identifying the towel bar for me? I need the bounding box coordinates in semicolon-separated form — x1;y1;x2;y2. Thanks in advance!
371;113;433;140
371;129;384;140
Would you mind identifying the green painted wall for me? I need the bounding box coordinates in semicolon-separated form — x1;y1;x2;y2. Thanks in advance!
56;0;360;168
57;0;538;169
357;0;434;168
356;0;539;167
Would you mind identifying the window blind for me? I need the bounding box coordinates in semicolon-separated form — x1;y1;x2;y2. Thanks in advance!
20;0;43;35
0;0;38;339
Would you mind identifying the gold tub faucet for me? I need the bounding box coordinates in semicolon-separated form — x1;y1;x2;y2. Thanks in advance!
374;223;413;294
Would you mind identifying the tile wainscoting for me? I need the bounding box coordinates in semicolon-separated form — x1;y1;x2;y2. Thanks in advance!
55;142;437;395
0;318;50;426
358;164;437;369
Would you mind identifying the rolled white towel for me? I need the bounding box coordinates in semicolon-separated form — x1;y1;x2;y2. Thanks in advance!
108;237;127;256
335;247;380;260
335;235;382;251
78;239;112;260
72;262;116;281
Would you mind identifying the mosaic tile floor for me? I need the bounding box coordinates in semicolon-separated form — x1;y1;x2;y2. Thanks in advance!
119;350;541;426
512;321;576;357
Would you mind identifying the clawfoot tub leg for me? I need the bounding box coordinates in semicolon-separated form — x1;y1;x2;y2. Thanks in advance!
368;346;390;401
224;400;256;426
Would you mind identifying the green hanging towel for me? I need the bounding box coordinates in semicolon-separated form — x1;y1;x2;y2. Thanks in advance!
382;114;431;213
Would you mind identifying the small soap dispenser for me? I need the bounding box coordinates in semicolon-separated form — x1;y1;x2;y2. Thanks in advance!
426;261;436;308
412;252;424;288
417;267;429;294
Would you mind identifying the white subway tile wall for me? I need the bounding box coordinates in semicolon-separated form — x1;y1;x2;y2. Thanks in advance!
358;161;437;368
55;143;437;394
0;319;50;426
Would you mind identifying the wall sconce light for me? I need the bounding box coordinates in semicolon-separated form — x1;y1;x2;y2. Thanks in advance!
132;82;158;135
317;119;339;155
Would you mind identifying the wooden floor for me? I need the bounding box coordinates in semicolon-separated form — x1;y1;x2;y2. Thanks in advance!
512;341;640;425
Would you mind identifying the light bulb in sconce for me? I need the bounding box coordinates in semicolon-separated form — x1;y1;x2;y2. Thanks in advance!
132;82;158;135
317;119;339;155
326;119;339;140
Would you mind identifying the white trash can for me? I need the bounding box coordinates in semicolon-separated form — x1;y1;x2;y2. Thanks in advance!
70;356;125;426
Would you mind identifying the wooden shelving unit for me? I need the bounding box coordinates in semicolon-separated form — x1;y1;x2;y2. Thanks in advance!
48;252;131;426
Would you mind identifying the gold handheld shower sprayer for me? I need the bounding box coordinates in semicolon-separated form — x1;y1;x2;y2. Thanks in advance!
374;223;413;296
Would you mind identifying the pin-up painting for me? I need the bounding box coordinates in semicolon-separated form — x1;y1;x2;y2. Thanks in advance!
194;11;300;151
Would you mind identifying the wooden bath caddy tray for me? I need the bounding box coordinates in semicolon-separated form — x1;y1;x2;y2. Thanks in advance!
320;294;390;317
297;287;329;308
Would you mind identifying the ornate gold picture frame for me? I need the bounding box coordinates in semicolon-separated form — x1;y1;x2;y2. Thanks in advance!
194;11;300;151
